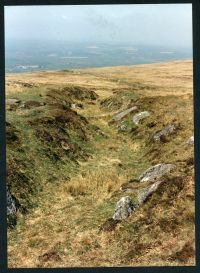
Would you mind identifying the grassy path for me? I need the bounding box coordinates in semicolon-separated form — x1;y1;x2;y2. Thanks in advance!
8;97;150;267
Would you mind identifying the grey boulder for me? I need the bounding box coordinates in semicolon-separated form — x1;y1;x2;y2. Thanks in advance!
153;124;176;142
139;163;176;183
112;196;138;220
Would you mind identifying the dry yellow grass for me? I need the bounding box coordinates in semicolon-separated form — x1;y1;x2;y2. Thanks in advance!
6;59;192;97
7;60;194;267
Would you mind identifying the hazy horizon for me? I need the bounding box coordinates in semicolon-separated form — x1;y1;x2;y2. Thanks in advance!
5;4;192;73
5;4;192;48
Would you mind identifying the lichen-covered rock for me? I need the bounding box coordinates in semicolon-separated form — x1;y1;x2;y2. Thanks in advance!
112;196;138;220
139;163;176;183
112;106;137;122
133;111;150;125
153;124;176;142
186;136;194;145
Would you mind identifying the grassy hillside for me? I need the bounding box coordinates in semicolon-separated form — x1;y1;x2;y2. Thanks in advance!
6;60;195;267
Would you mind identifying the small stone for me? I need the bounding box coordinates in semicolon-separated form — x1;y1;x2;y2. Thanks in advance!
71;103;76;109
96;129;108;138
7;186;17;216
153;125;176;142
133;111;150;125
119;124;127;131
186;136;194;145
112;196;138;220
138;163;176;183
6;98;21;105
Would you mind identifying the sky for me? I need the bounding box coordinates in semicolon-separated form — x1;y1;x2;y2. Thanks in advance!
5;4;192;48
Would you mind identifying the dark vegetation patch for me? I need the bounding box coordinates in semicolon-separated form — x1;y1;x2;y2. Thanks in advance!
100;88;140;112
47;85;98;104
169;241;195;263
100;96;123;111
7;85;99;225
99;218;121;232
38;251;62;263
22;100;46;109
7;156;37;213
6;122;20;144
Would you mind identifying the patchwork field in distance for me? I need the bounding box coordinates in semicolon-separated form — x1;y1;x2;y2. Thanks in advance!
6;60;195;267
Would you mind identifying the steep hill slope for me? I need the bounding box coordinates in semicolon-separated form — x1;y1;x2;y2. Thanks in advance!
6;60;195;267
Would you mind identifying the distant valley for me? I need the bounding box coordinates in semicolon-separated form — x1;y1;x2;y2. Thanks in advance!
5;41;192;73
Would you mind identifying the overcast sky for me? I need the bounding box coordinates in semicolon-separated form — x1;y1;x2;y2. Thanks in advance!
5;4;192;48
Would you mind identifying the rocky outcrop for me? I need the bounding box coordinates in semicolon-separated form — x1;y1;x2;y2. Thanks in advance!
112;179;166;225
186;136;194;145
115;164;176;221
133;111;150;125
112;106;137;122
112;196;138;220
138;163;176;183
153;124;176;142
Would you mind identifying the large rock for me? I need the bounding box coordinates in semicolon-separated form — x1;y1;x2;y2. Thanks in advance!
153;124;176;142
112;106;137;122
112;196;138;220
133;111;150;125
186;136;194;145
138;163;176;183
